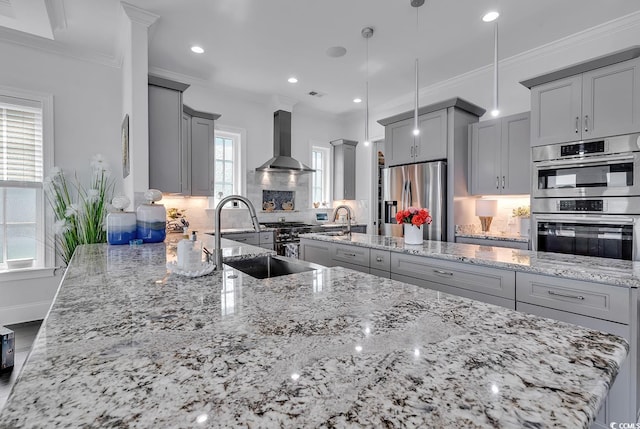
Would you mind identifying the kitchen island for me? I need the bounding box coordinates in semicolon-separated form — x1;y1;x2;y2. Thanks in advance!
0;236;628;428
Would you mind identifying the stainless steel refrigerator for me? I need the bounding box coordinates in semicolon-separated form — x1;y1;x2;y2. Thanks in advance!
382;161;446;241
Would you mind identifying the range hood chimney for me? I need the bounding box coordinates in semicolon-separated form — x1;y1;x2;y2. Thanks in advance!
256;110;315;173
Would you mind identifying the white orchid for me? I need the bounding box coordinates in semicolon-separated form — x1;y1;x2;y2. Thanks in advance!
65;203;80;218
87;189;100;202
54;220;70;235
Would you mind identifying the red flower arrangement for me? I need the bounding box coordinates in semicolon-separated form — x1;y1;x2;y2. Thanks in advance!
395;207;432;227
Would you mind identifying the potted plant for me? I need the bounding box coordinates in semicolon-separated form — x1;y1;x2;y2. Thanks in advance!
395;207;432;244
512;205;530;238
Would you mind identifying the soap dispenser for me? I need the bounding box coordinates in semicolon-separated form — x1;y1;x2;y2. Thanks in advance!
136;189;166;243
187;231;203;268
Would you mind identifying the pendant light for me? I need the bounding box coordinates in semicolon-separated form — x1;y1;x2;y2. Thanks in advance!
362;26;374;147
411;0;424;136
483;11;500;117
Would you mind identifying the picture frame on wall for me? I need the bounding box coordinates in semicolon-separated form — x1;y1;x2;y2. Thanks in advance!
122;114;130;178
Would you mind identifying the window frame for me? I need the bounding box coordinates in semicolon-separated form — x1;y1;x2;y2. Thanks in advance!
310;145;331;208
0;86;54;276
212;125;246;208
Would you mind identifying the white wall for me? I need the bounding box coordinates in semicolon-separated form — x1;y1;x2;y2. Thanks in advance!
0;40;122;324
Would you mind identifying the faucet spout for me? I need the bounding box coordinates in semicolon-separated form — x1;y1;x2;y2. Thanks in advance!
214;195;261;269
331;204;353;236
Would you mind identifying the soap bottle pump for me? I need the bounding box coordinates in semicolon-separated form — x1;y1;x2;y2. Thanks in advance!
186;231;203;269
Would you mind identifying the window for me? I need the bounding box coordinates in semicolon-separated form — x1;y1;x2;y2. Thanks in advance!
213;129;243;207
311;146;330;206
0;89;52;272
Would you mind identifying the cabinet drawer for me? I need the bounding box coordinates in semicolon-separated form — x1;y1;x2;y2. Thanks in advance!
221;232;259;245
332;244;369;267
391;252;515;299
370;249;391;271
516;272;630;324
259;231;274;244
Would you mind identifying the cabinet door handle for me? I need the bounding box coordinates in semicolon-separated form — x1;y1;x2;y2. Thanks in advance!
410;146;414;157
548;290;585;300
376;256;383;262
433;269;453;276
584;115;589;133
501;176;505;189
496;176;500;189
575;116;579;133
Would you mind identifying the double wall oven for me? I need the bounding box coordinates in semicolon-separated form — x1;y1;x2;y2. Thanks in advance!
531;134;640;261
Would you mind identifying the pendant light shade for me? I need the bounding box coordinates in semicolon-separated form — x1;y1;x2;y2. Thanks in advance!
411;0;424;136
362;26;374;147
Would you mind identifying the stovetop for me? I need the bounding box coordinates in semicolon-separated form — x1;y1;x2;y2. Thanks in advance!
260;222;314;229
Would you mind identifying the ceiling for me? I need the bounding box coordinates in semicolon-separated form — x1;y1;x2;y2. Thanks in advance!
2;0;640;114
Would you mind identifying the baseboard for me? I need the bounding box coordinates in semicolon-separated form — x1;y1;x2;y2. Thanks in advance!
0;301;52;326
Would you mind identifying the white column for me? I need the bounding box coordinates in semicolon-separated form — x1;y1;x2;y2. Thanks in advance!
120;2;158;209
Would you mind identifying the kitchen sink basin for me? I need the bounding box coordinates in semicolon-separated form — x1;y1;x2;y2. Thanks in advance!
224;254;321;279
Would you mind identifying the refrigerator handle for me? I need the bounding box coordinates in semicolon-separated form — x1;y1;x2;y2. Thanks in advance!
407;180;413;208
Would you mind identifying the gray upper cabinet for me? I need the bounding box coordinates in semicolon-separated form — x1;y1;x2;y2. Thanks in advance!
524;50;640;146
185;106;218;196
148;74;220;196
331;139;358;200
148;76;190;193
384;109;447;166
470;112;530;195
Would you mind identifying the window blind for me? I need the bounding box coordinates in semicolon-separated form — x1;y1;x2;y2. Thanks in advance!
0;98;43;183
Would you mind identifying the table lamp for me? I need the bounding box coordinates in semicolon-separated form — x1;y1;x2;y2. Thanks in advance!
475;199;498;233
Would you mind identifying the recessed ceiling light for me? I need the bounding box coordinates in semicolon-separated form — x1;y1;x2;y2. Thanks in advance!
288;77;298;84
190;46;204;54
353;98;362;103
482;11;499;22
326;46;347;58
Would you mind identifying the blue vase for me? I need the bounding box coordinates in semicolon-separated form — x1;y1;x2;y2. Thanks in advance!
107;211;137;245
136;203;166;243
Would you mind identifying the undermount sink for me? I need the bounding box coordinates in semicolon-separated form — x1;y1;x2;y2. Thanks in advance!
224;254;321;279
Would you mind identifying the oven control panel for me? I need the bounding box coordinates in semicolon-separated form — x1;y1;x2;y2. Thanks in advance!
558;199;604;211
560;140;605;157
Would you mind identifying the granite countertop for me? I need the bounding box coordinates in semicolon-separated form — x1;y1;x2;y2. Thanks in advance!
456;232;529;243
300;232;640;288
0;235;628;428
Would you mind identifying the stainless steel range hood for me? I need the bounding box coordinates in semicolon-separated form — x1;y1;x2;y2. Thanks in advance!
256;110;315;174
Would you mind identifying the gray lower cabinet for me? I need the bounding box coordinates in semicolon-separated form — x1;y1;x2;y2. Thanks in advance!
300;239;334;267
221;231;274;250
516;272;637;429
390;252;515;303
455;236;529;250
331;243;369;274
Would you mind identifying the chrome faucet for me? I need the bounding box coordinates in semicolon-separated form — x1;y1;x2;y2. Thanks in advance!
214;195;261;269
331;204;352;236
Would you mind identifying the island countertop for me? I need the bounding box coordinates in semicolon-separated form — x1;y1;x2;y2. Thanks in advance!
301;232;640;288
0;236;628;428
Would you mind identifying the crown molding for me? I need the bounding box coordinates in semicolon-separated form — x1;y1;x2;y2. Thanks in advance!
0;25;120;68
375;9;640;115
120;2;158;28
147;66;210;87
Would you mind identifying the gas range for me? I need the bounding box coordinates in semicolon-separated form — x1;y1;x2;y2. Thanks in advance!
260;222;321;255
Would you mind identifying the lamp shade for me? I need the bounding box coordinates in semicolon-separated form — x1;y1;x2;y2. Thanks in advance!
475;199;498;217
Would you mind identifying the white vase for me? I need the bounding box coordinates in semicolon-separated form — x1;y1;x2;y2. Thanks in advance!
519;217;530;238
404;224;424;245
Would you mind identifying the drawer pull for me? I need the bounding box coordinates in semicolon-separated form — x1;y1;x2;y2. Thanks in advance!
376;257;383;262
433;269;453;276
345;252;356;257
548;290;585;300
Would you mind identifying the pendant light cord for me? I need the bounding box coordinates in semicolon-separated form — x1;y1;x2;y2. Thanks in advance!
413;2;420;135
493;21;499;115
365;31;370;144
